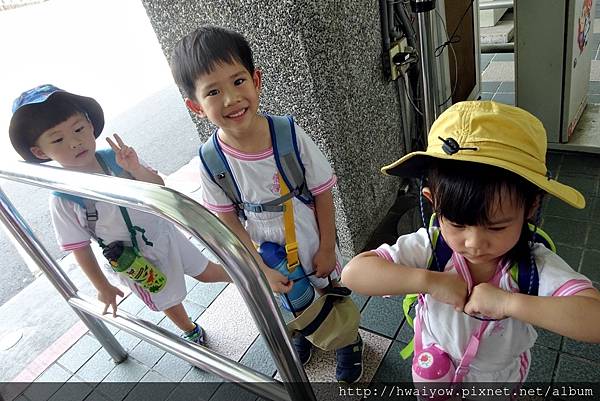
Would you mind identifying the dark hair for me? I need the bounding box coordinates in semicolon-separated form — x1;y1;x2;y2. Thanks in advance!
9;95;86;151
426;159;542;262
170;25;255;101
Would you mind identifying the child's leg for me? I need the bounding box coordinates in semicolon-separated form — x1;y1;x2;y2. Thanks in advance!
163;303;196;332
192;261;231;283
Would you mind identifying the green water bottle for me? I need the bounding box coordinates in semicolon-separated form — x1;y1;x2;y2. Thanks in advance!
103;242;167;293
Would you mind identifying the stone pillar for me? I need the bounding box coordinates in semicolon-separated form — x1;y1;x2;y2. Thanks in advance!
141;0;405;257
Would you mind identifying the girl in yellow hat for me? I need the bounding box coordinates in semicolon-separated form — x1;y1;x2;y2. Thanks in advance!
342;101;600;387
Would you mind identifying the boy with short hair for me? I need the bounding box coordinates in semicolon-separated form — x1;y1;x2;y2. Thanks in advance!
9;84;230;344
169;25;363;383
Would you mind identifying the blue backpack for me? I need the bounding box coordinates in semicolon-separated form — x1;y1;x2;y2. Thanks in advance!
399;213;556;359
199;114;313;219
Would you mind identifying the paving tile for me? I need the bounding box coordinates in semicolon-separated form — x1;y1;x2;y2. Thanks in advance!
360;297;404;338
240;336;277;376
168;368;222;401
482;61;514;82
535;327;563;350
494;53;514;62
480;54;494;71
562;337;600;362
555;174;599;197
96;358;148;401
117;293;147;315
395;318;414;344
239;335;277;377
157;300;206;333
209;383;258;401
544;197;592;221
114;330;142;352
546;152;563;174
540;216;587;246
57;334;102;374
527;344;558;382
555;353;600;382
589;81;600;94
591;197;600;220
497;80;515;93
585;224;600;251
491;92;515;105
184;275;200;293
129;340;166;370
370;340;412;383
554;244;583;273
154;352;194;382
82;389;113;401
24;364;72;401
350;292;369;311
74;348;117;383
123;370;177;401
185;282;228;308
135;306;165;325
194;285;260;361
580;249;600;282
559;154;600;175
481;81;501;93
47;379;93;401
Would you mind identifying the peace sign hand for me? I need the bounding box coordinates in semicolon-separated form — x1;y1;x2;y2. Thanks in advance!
106;133;140;173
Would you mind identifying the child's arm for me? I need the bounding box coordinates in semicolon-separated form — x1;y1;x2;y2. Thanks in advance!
106;134;164;185
312;189;337;278
343;251;468;310
217;211;293;294
72;245;124;317
466;284;600;342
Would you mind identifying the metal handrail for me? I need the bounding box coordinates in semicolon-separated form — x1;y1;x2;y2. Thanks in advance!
0;161;316;401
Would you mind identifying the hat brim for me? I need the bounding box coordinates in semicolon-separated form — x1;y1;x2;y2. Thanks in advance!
382;152;586;209
9;92;104;163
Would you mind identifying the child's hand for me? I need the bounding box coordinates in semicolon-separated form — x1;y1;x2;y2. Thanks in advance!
312;247;336;278
464;283;512;320
98;284;125;317
106;133;141;173
427;272;468;311
264;268;293;294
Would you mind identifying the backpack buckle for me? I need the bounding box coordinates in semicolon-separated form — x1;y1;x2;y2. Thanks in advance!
86;210;98;222
245;203;264;213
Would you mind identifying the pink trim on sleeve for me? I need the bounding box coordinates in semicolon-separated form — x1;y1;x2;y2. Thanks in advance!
61;240;91;251
310;175;337;196
552;279;594;296
201;201;236;213
373;248;393;262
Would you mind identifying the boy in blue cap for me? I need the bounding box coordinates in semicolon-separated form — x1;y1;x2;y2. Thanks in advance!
9;84;231;345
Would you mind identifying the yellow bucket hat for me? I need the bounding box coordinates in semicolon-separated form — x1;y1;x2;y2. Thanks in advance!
381;101;585;209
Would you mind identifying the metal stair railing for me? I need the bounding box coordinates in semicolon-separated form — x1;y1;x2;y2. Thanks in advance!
0;161;316;401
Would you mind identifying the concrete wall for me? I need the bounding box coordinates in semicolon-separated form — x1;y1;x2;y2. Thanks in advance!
141;0;405;257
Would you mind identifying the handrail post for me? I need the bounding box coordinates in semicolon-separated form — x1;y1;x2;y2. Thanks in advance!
0;189;127;363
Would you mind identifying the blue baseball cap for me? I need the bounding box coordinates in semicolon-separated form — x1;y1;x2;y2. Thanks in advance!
9;84;104;162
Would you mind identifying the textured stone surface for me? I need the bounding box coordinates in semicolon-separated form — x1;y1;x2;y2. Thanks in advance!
141;0;405;256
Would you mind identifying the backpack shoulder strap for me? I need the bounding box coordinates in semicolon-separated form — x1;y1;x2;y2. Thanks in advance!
51;192;98;240
95;148;133;179
428;214;453;272
267;115;313;204
199;132;246;219
509;223;555;296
